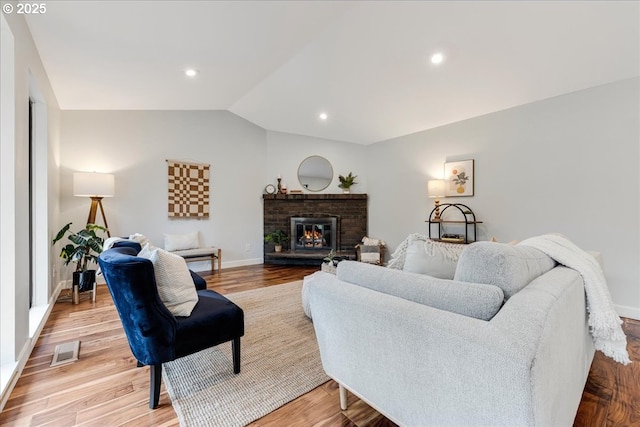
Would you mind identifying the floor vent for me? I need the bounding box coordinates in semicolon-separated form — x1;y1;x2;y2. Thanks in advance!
50;340;80;367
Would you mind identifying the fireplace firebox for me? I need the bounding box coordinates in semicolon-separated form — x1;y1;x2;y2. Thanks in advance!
290;217;337;252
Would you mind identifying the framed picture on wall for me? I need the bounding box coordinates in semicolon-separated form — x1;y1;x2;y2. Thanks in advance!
444;159;474;197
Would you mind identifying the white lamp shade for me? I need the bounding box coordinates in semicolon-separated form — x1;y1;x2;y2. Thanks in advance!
427;179;446;198
73;172;115;197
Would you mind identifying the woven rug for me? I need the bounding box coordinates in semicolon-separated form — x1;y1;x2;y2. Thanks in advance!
162;281;329;426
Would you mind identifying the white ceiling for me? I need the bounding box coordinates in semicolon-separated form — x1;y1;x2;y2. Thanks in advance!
25;1;639;144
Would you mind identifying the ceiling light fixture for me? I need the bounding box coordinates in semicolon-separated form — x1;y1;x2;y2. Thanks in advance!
430;52;445;65
319;113;328;121
184;68;199;77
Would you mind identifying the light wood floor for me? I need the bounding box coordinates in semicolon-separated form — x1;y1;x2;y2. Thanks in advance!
1;264;638;426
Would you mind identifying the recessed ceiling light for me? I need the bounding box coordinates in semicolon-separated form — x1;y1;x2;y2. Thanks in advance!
184;69;199;77
430;52;445;65
319;112;328;120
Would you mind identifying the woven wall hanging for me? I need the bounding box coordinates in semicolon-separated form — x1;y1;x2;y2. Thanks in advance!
167;160;210;218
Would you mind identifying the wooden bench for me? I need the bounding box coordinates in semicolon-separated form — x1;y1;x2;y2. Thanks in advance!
171;247;221;272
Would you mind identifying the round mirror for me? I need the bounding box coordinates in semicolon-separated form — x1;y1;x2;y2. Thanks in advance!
297;156;333;192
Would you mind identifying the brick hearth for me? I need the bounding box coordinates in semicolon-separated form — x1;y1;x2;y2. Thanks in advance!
263;193;368;265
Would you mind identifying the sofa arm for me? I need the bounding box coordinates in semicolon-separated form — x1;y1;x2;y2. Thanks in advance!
308;278;535;426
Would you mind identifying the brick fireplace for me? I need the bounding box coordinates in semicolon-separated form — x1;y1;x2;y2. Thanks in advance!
263;194;368;265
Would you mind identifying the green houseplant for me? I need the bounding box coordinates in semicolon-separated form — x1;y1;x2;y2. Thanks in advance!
52;222;107;294
265;229;288;253
338;172;358;193
323;249;336;265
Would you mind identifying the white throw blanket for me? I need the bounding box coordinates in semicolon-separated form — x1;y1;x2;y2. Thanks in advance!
103;233;151;251
519;234;631;365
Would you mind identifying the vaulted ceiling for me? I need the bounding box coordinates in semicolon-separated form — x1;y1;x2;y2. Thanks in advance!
25;1;639;144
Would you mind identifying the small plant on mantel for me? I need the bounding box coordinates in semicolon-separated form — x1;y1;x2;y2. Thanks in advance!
338;172;358;194
265;229;288;253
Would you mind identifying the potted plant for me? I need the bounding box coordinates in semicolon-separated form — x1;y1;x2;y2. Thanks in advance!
52;223;107;299
265;229;288;253
338;172;358;194
323;249;336;265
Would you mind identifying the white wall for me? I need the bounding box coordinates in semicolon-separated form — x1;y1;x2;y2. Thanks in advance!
0;10;61;405
367;78;640;318
58;119;369;271
265;130;367;194
60;110;267;269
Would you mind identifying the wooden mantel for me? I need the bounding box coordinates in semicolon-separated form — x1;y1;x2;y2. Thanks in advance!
262;193;368;201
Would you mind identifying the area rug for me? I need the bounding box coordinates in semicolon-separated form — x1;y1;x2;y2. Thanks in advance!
162;281;329;426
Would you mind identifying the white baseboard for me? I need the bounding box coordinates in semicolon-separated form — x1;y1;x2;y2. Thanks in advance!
616;304;640;321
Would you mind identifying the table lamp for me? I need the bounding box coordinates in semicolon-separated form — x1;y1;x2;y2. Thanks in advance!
427;179;446;221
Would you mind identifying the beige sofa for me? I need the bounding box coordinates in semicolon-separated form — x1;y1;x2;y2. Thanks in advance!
306;242;596;426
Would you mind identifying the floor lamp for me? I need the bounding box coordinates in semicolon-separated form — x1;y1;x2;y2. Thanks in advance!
73;172;115;237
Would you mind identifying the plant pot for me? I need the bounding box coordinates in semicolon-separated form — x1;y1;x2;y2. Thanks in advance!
274;245;283;253
321;262;337;274
342;188;350;194
73;270;96;293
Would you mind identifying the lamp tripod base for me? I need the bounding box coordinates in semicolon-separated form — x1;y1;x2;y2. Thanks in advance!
87;197;111;237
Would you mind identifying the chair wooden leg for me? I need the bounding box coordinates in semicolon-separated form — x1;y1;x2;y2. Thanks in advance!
149;364;162;409
232;337;241;374
339;383;348;410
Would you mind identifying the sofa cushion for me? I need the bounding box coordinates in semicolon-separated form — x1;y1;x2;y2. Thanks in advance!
336;261;504;320
138;244;199;316
403;238;464;279
454;242;556;299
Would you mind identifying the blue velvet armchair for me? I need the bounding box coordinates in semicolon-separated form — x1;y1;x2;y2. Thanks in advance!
98;242;244;408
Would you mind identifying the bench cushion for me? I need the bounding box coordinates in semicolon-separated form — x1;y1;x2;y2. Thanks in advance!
171;247;219;258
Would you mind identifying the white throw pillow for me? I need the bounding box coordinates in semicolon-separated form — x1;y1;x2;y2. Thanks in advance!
454;241;556;299
138;244;199;317
164;231;199;252
403;238;465;279
129;233;150;247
